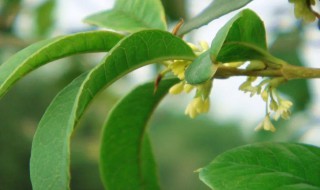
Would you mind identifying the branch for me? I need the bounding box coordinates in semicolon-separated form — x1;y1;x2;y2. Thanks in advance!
214;64;320;80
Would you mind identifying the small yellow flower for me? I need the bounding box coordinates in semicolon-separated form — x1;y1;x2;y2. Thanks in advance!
255;114;276;132
183;83;194;93
165;41;212;119
185;97;210;119
270;98;278;111
168;60;189;80
289;0;317;22
273;100;293;120
185;98;199;119
239;77;260;97
261;89;268;102
169;82;184;94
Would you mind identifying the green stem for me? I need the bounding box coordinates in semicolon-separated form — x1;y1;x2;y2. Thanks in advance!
214;64;320;80
281;64;320;80
214;66;282;78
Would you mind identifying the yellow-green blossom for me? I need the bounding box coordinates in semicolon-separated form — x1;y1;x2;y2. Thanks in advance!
239;77;261;97
166;41;212;119
240;76;293;131
255;114;276;132
261;89;268;102
183;83;194;93
289;0;317;22
273;100;293;120
185;97;210;118
270;98;278;111
168;60;190;80
169;81;184;94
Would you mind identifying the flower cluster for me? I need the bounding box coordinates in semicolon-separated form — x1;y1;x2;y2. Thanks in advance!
239;76;293;132
165;41;212;118
289;0;317;22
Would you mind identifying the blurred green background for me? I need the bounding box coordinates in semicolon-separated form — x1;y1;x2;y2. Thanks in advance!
0;0;319;189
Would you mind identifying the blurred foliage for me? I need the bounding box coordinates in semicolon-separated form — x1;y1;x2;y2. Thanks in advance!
150;111;245;190
35;0;56;36
0;0;22;32
161;0;186;21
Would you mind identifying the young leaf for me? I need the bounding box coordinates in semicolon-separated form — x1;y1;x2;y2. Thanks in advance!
178;0;253;35
199;142;320;190
210;9;267;63
0;31;123;98
185;50;218;85
100;78;178;190
84;0;167;33
185;9;272;84
30;30;195;190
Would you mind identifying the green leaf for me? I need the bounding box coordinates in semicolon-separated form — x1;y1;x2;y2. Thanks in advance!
0;31;123;98
100;78;178;190
199;142;320;190
211;9;267;63
185;9;270;84
30;30;195;190
35;0;56;36
177;0;253;35
185;50;218;84
84;0;167;33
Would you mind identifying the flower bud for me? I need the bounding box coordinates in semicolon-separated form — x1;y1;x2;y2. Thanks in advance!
169;82;184;94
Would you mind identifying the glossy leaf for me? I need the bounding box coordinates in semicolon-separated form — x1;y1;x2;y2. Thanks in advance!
185;50;218;84
0;0;22;31
100;79;178;190
30;30;195;190
199;142;320;190
0;31;123;98
178;0;253;35
185;9;269;84
210;9;267;63
84;0;167;33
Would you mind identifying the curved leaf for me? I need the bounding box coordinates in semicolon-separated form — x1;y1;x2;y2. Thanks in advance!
84;0;167;33
0;31;123;98
100;78;178;190
185;9;269;84
178;0;253;35
185;50;218;85
199;142;320;190
210;9;267;62
30;30;195;190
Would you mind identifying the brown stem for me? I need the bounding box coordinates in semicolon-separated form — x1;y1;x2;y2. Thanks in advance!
172;19;184;37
